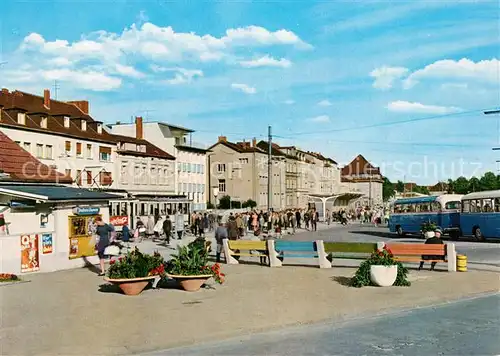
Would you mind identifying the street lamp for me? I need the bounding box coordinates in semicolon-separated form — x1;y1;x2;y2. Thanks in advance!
213;186;219;223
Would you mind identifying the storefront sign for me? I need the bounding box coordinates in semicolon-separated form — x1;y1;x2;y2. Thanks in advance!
21;234;40;273
68;215;98;259
110;215;129;226
72;207;100;216
42;233;53;254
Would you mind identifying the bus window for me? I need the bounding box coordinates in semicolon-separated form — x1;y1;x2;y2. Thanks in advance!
470;200;479;213
462;200;470;213
407;204;415;213
483;198;493;212
495;198;500;212
120;202;128;216
445;201;460;210
140;203;145;216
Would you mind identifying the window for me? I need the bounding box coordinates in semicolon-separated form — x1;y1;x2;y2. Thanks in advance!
141;166;147;184
183;183;187;192
217;163;226;173
86;144;92;158
76;170;82;185
99;146;111;161
134;166;141;184
462;200;470;213
64;116;70;128
164;169;169;184
86;171;93;184
65;141;71;154
17;112;26;125
187;164;192;173
99;172;112;186
36;144;43;158
445;201;461;210
76;142;82;156
200;165;204;174
23;142;31;152
151;168;157;185
40;116;47;128
178;183;182;193
45;145;53;159
218;179;226;192
121;163;128;184
177;163;181;172
182;163;187;172
239;158;248;164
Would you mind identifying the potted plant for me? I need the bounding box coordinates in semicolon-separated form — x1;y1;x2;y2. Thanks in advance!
0;273;21;283
421;221;437;238
351;246;410;287
105;248;166;296
165;244;225;292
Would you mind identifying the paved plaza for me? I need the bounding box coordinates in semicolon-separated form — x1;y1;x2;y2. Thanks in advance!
1;224;499;355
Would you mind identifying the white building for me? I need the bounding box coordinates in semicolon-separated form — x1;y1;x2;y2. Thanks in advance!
109;119;209;211
0;88;186;227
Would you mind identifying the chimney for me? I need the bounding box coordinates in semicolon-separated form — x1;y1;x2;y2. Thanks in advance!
1;88;8;95
68;100;89;114
135;116;143;139
218;136;227;143
252;137;257;147
43;89;50;109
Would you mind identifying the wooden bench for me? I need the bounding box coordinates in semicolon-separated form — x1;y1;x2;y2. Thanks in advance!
324;242;383;264
223;239;268;265
268;240;330;268
386;243;457;272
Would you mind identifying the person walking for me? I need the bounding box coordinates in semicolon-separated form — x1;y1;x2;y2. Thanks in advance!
214;221;228;263
326;209;331;225
162;215;172;245
175;211;184;240
295;209;301;229
95;216;113;276
311;209;317;232
146;215;155;240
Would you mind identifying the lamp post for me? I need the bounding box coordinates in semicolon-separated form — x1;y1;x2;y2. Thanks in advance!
213;186;219;222
296;192;300;208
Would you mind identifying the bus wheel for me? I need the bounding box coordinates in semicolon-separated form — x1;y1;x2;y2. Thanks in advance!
396;226;404;237
473;227;484;242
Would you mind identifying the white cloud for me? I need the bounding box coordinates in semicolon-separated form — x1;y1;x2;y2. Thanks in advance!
231;83;257;94
151;65;203;85
317;99;332;106
403;58;500;88
239;55;292;68
223;26;312;49
386;101;463;114
308;115;330;123
283;99;295;105
114;64;144;78
370;66;409;89
440;83;468;90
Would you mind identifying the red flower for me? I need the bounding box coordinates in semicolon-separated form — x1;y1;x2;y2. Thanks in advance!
110;260;115;265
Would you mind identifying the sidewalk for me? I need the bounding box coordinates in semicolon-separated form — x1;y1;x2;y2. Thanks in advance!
1;260;498;355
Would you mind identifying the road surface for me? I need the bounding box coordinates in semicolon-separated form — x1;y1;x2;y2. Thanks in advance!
151;293;500;356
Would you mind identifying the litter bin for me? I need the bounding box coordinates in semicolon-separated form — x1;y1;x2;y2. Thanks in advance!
457;254;467;272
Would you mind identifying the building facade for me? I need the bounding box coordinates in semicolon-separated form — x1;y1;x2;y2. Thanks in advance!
109;120;209;211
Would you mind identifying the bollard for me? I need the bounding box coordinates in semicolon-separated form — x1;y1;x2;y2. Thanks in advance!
457;254;467;272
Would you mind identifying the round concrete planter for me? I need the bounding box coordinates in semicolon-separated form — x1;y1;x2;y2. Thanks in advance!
104;276;155;296
370;265;398;287
167;274;212;292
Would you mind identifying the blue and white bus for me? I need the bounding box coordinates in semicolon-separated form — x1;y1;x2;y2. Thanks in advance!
389;195;463;239
460;190;500;241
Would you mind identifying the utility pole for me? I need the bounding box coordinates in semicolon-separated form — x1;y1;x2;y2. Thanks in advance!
268;125;272;211
487;109;500;171
53;80;60;100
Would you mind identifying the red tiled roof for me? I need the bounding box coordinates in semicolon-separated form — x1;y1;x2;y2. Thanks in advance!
0;89;175;160
341;154;381;176
208;140;264;153
0;131;72;183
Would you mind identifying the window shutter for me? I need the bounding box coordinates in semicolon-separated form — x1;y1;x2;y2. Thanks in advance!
99;146;111;154
76;143;82;155
65;141;71;151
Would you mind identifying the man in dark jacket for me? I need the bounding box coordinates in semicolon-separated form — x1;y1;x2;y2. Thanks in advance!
163;216;172;245
214;221;228;262
419;228;444;271
295;210;301;229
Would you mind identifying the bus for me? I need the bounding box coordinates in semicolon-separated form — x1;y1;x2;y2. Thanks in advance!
460;190;500;241
389;195;463;239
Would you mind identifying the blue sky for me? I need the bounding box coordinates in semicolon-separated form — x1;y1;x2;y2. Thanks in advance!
1;0;499;184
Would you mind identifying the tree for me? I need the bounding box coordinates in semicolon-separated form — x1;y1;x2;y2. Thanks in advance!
480;171;497;191
395;180;405;193
382;177;395;201
452;176;469;194
242;199;257;209
413;185;430;195
206;202;215;209
446;179;455;194
217;195;231;209
469;177;480;192
230;200;241;209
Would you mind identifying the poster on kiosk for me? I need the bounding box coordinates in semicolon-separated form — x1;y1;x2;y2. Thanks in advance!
68;207;100;260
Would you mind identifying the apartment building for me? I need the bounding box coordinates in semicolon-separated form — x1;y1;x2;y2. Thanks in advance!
0;88;176;198
341;154;383;207
109;119;208;211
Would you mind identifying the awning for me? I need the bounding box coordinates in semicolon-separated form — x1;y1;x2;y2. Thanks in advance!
0;184;122;202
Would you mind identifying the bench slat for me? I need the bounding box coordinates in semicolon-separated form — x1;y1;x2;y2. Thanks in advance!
387;244;446;256
280;253;319;258
324;242;378;254
395;257;445;262
232;253;267;257
275;241;317;252
228;241;267;250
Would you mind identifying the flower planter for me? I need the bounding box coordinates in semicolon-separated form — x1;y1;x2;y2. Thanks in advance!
167;274;213;292
104;276;156;296
370;265;398;287
424;231;435;238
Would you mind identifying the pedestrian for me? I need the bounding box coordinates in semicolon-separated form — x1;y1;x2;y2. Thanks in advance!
175;211;184;240
146;215;155;240
121;223;131;242
163;215;172;245
94;216;113;276
311;209;317;232
214;221;228;263
419;228;444;271
326;209;331;225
